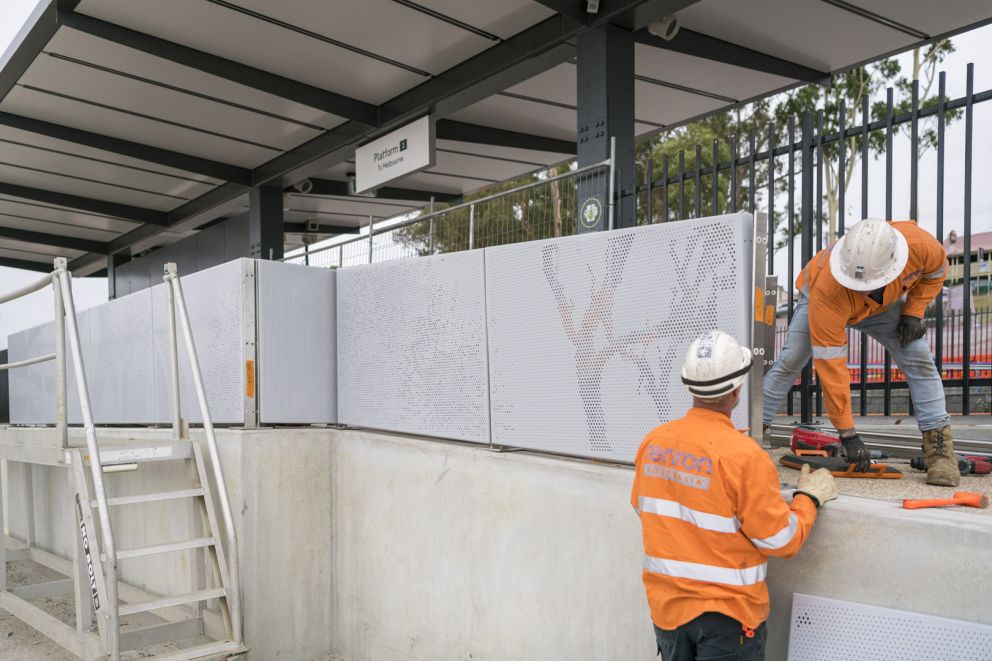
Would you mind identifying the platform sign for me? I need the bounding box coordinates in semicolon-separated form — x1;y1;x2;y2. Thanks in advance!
355;116;435;193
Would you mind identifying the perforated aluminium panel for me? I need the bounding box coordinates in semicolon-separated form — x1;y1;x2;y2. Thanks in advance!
87;288;155;423
789;593;992;660
337;251;489;443
486;214;753;463
150;260;245;424
9;306;88;424
257;261;336;424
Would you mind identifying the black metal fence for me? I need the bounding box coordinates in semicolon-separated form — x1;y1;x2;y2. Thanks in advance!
629;64;992;421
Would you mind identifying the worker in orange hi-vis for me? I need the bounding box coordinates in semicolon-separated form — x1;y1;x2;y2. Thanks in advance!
632;331;837;661
762;218;958;486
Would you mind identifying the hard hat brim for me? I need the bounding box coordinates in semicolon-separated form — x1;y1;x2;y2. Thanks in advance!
829;227;909;291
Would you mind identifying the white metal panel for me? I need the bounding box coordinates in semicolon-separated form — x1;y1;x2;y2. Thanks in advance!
150;260;245;424
0;145;199;212
337;251;490;443
1;86;276;169
416;0;554;39
856;0;992;37
789;593;992;661
505;63;576;107
445;95;577;144
678;0;914;72
0;123;220;186
0;194;140;234
634;45;795;103
86;288;155;423
48;28;345;132
20;49;324;154
433;148;545;183
485;214;753;463
0;210;120;242
0;133;216;203
634;78;727;129
257;261;336;424
76;0;425;105
287;194;420;219
231;0;493;76
0;239;83;259
436;139;571;165
7;320;56;424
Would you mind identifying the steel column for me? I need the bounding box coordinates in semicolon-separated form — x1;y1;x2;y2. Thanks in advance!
248;186;284;261
576;23;635;231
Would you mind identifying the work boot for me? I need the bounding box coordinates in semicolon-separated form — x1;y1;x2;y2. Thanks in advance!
922;426;961;487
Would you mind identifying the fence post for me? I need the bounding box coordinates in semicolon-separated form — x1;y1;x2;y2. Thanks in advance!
368;216;374;264
468;204;476;250
800;112;815;424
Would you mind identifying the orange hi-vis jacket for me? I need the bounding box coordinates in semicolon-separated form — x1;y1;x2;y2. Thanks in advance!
797;220;948;431
631;407;818;630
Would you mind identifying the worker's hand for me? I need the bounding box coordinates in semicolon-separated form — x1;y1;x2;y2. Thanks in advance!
795;464;838;507
896;315;927;348
840;433;871;472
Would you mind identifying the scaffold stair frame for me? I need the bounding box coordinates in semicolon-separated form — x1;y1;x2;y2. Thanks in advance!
0;259;245;661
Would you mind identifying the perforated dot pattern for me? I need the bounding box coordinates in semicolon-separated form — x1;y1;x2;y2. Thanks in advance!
257;260;337;424
485;213;753;463
336;250;490;443
789;593;992;661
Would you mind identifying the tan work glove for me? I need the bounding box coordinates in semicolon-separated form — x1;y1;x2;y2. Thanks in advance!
794;463;838;507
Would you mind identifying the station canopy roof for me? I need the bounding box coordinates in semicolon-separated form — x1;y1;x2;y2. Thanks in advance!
0;0;989;275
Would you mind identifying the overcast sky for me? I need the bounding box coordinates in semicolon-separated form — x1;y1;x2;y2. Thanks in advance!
0;2;991;349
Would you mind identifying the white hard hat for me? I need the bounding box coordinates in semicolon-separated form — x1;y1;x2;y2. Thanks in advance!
681;330;752;399
829;218;909;291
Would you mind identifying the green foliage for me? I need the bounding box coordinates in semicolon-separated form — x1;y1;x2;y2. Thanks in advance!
394;164;578;255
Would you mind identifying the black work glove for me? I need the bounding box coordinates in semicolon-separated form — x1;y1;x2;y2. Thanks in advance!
841;434;871;473
896;315;926;348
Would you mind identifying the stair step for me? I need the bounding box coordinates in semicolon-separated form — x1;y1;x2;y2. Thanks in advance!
107;537;215;561
92;488;204;508
75;443;194;466
142;639;245;661
119;587;227;616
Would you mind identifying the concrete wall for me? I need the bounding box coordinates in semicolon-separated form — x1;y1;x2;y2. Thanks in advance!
4;427;992;660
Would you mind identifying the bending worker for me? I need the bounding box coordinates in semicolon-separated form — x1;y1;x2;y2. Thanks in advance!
763;218;957;486
632;331;837;660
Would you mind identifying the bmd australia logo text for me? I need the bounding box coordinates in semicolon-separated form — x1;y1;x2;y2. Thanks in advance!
373;139;408;171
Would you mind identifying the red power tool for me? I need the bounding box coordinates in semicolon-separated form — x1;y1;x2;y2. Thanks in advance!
911;454;992;476
790;425;889;459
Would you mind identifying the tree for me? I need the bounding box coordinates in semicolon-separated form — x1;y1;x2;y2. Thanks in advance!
773;40;958;248
635;100;775;224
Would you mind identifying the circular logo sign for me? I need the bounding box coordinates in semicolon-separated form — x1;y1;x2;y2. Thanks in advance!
580;198;603;229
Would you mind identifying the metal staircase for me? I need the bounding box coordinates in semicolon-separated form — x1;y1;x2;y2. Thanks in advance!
0;259;245;660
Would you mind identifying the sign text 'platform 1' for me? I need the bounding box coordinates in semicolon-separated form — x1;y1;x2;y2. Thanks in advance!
355;116;436;193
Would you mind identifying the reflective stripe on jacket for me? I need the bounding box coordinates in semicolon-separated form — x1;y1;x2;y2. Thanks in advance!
631;407;817;630
796;220;947;430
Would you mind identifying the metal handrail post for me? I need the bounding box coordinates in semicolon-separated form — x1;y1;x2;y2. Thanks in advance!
608;136;617;231
53;274;67;450
164;264;182;439
55;258;120;661
166;272;243;644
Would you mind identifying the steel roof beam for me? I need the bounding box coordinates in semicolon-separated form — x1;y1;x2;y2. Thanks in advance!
283;222;360;234
301;178;460;203
57;9;380;126
72;0;664;273
532;0;702;31
0;180;168;226
0;2;58;103
436;120;576;154
0;112;252;184
635;28;828;83
0;224;106;253
0;256;52;273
